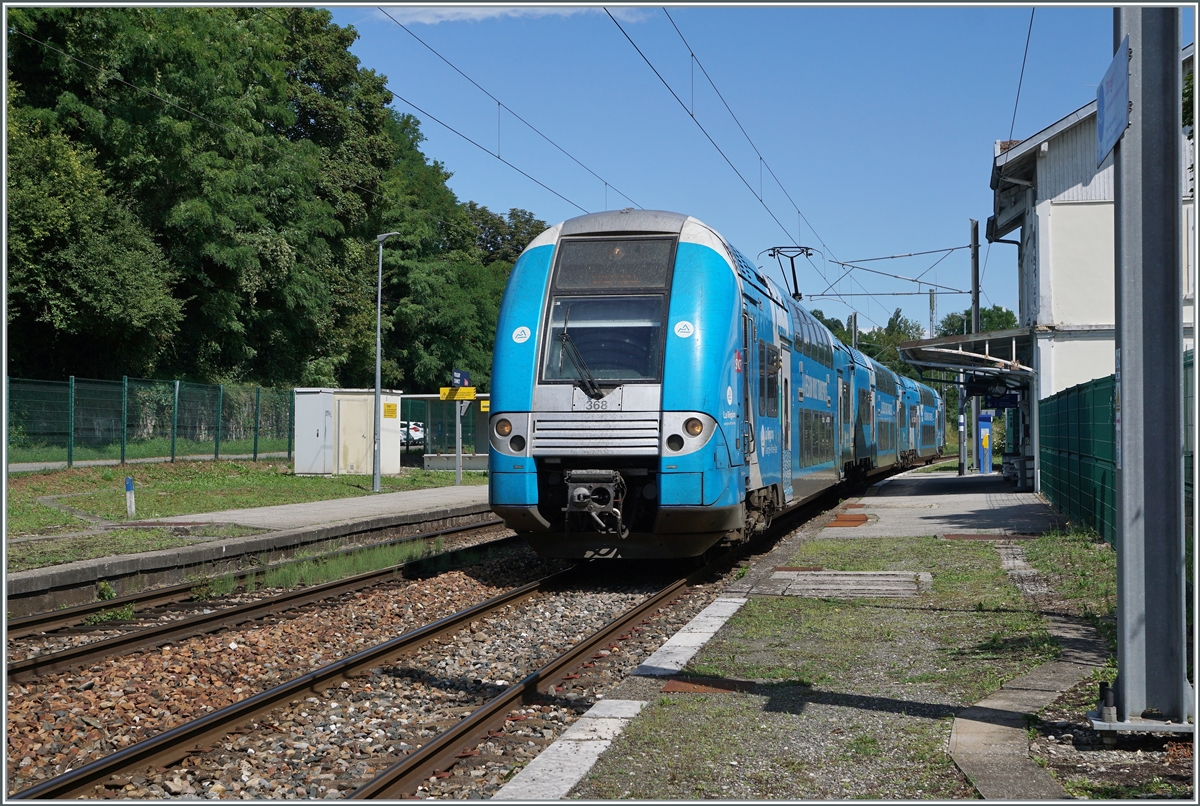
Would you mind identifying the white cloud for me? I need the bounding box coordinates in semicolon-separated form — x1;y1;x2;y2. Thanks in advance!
364;5;650;26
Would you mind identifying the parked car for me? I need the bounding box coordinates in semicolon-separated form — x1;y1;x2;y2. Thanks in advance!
400;421;425;446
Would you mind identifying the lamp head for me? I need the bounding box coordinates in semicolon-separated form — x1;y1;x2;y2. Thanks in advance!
377;231;402;243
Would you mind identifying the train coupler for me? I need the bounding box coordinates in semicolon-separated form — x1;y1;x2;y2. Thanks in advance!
563;469;629;539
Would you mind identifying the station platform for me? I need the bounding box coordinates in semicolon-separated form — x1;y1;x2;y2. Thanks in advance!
496;468;1106;801
6;484;492;615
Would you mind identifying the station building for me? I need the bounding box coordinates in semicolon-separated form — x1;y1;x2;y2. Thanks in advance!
899;43;1194;491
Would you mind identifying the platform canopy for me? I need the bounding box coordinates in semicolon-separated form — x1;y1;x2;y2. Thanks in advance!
897;326;1036;394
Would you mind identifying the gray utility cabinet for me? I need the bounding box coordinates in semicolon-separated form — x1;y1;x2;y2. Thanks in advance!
294;388;403;476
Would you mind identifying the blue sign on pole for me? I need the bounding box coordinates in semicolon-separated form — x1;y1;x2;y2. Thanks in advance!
1097;35;1130;168
451;368;470;388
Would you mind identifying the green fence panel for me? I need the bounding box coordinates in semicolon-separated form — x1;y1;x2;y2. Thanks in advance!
8;376;296;466
8;379;70;464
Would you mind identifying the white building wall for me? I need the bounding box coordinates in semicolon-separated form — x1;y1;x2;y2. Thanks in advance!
1038;116;1115;203
1048;201;1116;326
1048;333;1117;395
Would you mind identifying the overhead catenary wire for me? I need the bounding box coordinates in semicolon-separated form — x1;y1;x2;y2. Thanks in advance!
259;11;590;217
377;7;642;211
609;9;890;329
16;20;591;223
982;8;1036;290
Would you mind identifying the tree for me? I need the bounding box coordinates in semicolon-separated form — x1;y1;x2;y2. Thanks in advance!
857;308;925;379
936;305;1018;337
465;203;548;266
6;82;183;379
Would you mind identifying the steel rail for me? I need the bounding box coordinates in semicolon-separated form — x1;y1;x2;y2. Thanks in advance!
6;518;504;638
7;534;520;683
10;565;579;800
350;551;738;799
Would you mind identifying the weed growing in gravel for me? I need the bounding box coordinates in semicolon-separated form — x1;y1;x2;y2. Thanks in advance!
83;603;135;624
1062;776;1193;799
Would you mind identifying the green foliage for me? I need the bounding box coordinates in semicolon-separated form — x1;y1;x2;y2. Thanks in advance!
6;81;184;379
7;8;539;391
465;203;548;266
83;602;135;624
1184;69;1193;135
936;304;1018;337
856;308;926;379
96;580;117;600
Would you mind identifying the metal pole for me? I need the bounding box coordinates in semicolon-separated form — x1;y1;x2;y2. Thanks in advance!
1113;6;1189;725
67;376;75;468
455;400;464;485
214;384;223;460
958;371;966;476
373;232;400;492
374;239;383;493
253;386;261;461
287;390;294;461
121;376;128;464
171;380;179;462
970;219;981;473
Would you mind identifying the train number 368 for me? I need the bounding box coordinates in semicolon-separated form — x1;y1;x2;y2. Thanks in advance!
585;399;608;410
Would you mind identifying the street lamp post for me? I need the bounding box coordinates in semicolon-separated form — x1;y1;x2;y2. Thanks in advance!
375;232;401;493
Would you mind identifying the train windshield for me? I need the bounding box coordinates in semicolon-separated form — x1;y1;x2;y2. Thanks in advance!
543;296;666;383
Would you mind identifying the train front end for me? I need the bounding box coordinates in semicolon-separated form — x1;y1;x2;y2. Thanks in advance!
488;210;745;559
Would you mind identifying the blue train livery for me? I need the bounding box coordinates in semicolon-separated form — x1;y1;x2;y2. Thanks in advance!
488;210;945;559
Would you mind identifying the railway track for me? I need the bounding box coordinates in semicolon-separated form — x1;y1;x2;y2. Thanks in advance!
7;519;506;641
8;489;856;799
10;546;743;800
7;534;522;683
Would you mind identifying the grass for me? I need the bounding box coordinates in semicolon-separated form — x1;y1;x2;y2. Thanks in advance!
191;537;442;598
1023;525;1117;649
6;436;291;465
6;528;195;573
573;535;1056;799
82;603;136;624
690;537;1058;703
5;459;486;535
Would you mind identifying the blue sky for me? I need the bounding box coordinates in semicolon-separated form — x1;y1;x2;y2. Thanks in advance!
327;4;1195;336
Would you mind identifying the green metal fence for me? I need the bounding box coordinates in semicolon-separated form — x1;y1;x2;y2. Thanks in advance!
7;376;294;466
1039;349;1194;546
399;397;484;455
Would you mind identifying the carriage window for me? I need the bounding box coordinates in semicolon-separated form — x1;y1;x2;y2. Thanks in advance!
766;344;780;418
554;237;674;289
758;340;767;416
542;295;666;383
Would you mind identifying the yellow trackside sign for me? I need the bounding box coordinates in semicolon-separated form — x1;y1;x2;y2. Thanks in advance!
383;403;397;418
480;400;490;412
440;386;476;401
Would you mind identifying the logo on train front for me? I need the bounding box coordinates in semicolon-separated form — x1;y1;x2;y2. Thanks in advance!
673;320;695;338
512;326;531;343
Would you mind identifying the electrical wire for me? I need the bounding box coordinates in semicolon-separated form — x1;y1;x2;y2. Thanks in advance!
611;9;893;328
988;7;1036;291
606;9;796;244
377;7;642;210
661;8;832;259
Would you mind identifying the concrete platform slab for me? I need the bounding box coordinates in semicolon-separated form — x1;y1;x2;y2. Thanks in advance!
152;484;489;531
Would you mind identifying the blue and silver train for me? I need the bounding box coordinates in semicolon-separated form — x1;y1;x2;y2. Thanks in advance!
487;210;945;559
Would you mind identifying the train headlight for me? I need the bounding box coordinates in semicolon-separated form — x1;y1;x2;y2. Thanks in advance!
495;419;512;437
666;434;685;451
684;418;703;437
509;434;526;452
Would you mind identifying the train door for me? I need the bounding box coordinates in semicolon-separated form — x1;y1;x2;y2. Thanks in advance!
781;345;793;503
837;370;852;477
741;304;758;471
